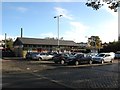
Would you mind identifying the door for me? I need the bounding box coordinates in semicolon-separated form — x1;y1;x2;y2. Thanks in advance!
104;54;111;62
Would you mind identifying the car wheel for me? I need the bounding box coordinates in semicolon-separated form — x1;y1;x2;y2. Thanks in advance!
75;61;79;66
101;60;104;64
61;60;65;64
89;60;92;64
38;57;42;61
110;60;113;63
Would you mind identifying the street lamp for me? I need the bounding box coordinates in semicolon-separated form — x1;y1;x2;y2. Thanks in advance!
54;15;63;53
5;33;7;49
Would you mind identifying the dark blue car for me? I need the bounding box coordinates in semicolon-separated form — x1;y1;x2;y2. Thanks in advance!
52;53;73;64
66;53;92;65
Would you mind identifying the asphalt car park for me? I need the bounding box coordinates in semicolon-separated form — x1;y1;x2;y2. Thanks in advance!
28;59;119;68
2;58;119;89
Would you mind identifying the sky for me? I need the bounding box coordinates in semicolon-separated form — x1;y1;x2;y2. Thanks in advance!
1;0;118;43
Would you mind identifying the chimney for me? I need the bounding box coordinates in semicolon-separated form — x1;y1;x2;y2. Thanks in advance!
21;28;23;38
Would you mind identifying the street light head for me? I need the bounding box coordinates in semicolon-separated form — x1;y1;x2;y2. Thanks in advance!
54;16;57;18
60;15;63;17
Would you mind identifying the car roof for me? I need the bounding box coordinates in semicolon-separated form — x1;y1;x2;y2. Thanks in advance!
98;53;110;55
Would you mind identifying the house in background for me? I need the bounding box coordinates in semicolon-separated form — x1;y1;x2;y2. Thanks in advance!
13;37;79;58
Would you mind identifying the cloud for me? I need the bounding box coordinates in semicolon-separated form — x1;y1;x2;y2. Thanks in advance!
54;7;74;20
98;19;118;43
61;19;118;43
53;7;90;42
16;7;28;13
7;5;28;13
39;21;89;42
0;35;4;40
40;32;57;38
53;5;117;43
62;21;89;42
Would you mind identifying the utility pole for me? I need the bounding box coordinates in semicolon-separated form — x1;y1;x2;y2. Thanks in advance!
5;33;7;49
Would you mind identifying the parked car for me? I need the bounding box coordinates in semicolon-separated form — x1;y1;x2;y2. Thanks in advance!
25;52;54;61
66;53;92;65
109;52;115;60
87;52;98;58
52;53;72;64
115;51;120;59
39;52;54;60
92;53;113;64
25;52;32;59
26;52;40;60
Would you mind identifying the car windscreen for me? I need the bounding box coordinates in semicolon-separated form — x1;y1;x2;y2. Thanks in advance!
54;54;62;57
69;54;75;58
74;54;84;58
97;54;105;57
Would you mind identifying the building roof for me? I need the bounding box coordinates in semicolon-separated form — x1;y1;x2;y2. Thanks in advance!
14;37;79;46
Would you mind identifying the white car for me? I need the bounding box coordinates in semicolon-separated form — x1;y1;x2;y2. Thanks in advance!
36;53;53;61
109;52;115;60
92;53;113;64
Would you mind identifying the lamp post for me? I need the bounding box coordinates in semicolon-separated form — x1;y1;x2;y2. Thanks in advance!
54;15;63;53
5;33;7;49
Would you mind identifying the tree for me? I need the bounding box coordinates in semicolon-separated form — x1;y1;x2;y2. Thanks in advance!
2;38;14;49
88;36;102;50
101;41;120;52
86;0;120;12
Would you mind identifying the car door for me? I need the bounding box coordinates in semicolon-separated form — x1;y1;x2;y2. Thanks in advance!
63;54;69;60
41;53;46;60
81;54;90;63
46;53;52;60
104;54;111;62
44;53;49;60
78;54;85;63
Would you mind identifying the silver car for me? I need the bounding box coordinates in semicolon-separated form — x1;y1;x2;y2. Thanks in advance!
26;52;40;60
92;53;113;64
35;53;54;61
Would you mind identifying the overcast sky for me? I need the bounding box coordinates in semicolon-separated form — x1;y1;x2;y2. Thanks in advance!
1;0;118;43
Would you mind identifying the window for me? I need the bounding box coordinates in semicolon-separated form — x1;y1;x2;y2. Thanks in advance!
105;54;111;57
33;45;36;47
